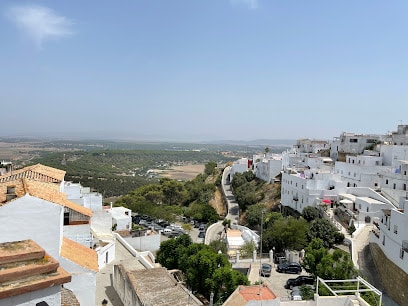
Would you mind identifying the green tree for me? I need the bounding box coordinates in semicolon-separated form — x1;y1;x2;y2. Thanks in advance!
156;238;185;269
234;184;258;210
239;240;257;258
210;267;249;303
307;218;339;248
263;217;308;253
245;203;267;228
209;239;228;254
303;238;358;280
204;161;217;176
231;173;247;190
243;171;255;182
302;206;320;222
160;178;187;205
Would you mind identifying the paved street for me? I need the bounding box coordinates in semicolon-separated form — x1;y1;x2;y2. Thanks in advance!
95;241;135;306
232;258;310;301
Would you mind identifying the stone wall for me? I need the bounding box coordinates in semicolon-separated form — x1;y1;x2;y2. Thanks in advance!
369;243;408;306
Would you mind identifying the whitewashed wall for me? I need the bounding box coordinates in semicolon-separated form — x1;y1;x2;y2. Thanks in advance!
0;285;61;306
59;257;96;306
0;195;63;259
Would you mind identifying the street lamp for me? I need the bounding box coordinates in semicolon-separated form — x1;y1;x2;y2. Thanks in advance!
259;209;265;282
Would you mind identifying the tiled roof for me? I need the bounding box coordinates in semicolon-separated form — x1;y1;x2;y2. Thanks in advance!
0;164;65;184
222;284;277;306
0;239;71;300
125;267;203;305
61;238;98;272
61;287;80;306
0;178;92;217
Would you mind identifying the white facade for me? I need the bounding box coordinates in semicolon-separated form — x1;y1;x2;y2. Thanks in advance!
371;206;408;274
63;223;93;247
59;256;96;306
391;124;408;146
334;154;384;189
254;154;282;183
296;139;330;153
64;181;103;211
0;195;63;259
281;170;343;213
330;132;383;161
0;285;61;306
110;206;132;231
0;194;96;306
230;158;250;180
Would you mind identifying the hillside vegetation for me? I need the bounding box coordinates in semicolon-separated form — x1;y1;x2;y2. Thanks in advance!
28;150;232;197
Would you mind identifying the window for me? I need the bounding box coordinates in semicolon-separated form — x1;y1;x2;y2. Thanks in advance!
394;225;398;234
386;179;389;185
359;204;362;209
350;139;358;143
382;236;385;246
393;183;396;189
400;249;404;260
374;183;378;187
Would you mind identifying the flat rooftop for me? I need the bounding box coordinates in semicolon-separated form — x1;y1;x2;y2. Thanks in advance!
126;267;202;306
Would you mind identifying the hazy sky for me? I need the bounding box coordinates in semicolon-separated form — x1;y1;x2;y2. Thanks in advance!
1;1;407;142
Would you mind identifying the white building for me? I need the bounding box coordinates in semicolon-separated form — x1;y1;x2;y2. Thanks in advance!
63;181;103;211
334;151;384;189
0;164;101;305
230;158;251;180
109;206;132;231
371;203;408;274
296;139;330;154
330;132;383;161
253;153;282;183
391;124;408;146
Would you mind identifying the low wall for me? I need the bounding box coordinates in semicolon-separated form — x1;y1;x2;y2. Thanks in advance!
369;243;408;306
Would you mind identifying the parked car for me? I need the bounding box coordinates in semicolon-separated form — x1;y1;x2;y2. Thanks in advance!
285;275;314;289
290;287;302;301
276;262;302;274
259;263;272;277
198;231;205;239
199;224;206;231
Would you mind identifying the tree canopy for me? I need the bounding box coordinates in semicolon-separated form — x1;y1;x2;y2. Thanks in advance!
262;217;309;253
157;234;249;303
303;238;358;280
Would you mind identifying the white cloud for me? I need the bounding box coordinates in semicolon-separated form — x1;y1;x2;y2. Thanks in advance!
230;0;259;10
6;4;74;49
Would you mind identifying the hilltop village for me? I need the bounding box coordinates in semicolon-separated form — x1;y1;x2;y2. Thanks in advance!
1;125;408;306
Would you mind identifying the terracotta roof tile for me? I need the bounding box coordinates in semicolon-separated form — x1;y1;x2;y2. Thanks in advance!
0;178;92;217
61;238;98;272
222;284;277;306
0;239;71;299
0;164;65;184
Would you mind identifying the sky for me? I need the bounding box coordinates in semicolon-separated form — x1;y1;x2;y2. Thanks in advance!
1;1;408;142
